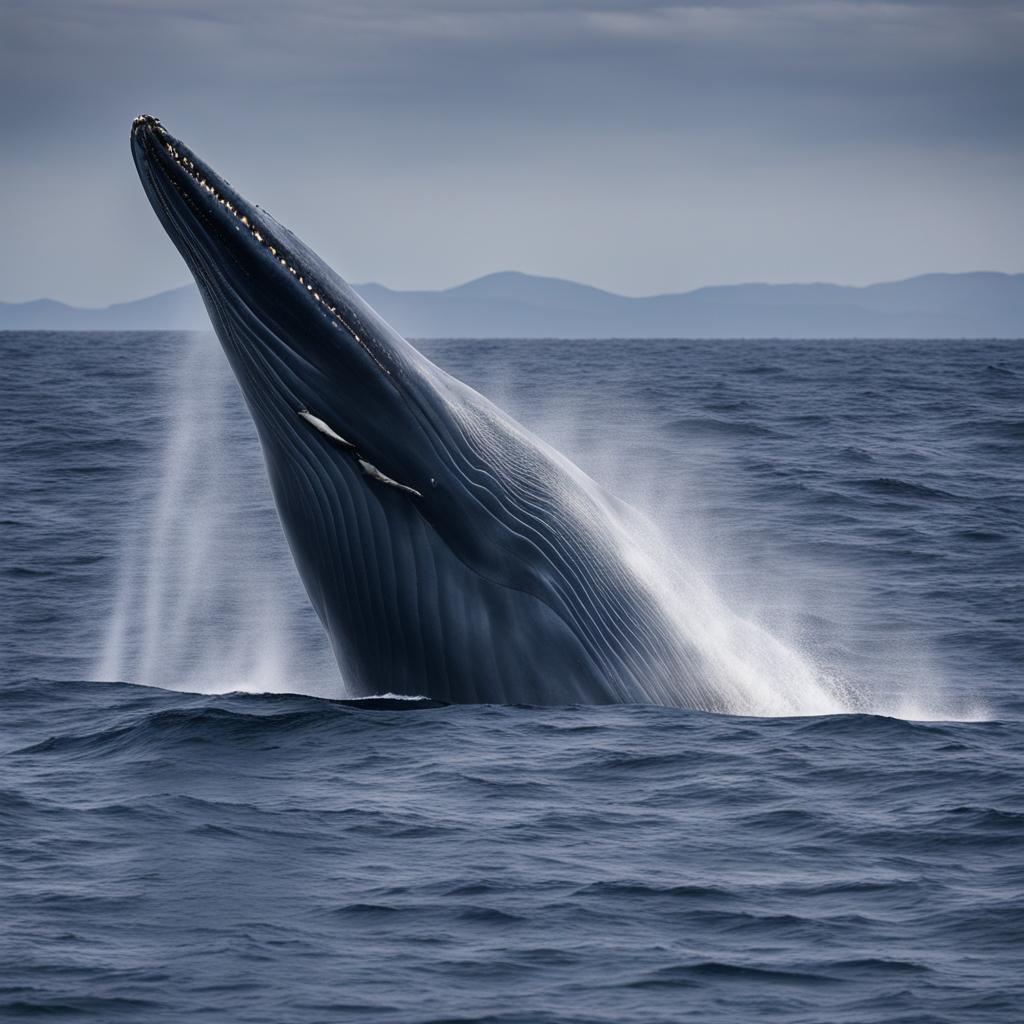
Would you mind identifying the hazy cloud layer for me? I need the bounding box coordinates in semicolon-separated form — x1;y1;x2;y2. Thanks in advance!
3;0;1022;304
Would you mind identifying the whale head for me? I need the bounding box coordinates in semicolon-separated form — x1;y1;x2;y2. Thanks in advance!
131;114;712;707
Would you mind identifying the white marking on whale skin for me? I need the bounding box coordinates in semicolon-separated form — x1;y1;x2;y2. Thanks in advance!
297;408;355;449
357;459;422;498
297;407;420;496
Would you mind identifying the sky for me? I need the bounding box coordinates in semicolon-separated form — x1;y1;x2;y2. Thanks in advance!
2;0;1022;306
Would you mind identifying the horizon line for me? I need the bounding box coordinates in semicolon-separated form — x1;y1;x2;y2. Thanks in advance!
5;267;1024;311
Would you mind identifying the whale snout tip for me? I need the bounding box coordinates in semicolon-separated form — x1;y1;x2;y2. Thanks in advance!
131;113;163;136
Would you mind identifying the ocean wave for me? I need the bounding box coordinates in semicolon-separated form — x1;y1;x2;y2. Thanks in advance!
665;415;777;438
847;477;964;501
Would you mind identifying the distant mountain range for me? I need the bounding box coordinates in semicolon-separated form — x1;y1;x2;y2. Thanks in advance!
2;271;1023;338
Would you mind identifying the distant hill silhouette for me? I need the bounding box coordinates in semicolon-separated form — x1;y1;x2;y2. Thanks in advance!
3;271;1022;338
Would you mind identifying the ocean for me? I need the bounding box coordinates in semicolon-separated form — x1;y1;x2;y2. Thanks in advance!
1;331;1022;1022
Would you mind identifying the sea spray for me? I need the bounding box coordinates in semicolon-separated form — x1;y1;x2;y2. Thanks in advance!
94;334;964;717
504;356;956;720
93;333;336;695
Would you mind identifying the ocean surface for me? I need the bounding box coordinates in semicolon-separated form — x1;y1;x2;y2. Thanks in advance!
1;331;1022;1022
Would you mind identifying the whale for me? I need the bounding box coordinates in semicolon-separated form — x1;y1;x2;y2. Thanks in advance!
130;114;722;708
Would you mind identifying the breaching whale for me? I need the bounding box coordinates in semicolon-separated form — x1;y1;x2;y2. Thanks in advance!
130;114;722;708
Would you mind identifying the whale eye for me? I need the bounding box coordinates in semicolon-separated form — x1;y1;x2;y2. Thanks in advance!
430;477;437;488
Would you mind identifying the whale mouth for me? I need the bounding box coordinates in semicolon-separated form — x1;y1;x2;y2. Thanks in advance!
131;113;391;376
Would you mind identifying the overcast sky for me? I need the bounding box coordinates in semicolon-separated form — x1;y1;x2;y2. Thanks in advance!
2;0;1022;305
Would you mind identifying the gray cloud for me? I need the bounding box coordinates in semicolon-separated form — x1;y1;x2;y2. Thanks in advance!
2;1;1022;304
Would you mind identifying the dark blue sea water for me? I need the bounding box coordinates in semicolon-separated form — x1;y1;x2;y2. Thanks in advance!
2;332;1022;1022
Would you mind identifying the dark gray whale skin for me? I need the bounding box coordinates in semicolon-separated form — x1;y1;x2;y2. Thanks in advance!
131;115;716;708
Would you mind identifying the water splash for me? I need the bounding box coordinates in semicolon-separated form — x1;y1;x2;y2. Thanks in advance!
515;380;969;721
94;335;969;719
93;334;337;696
